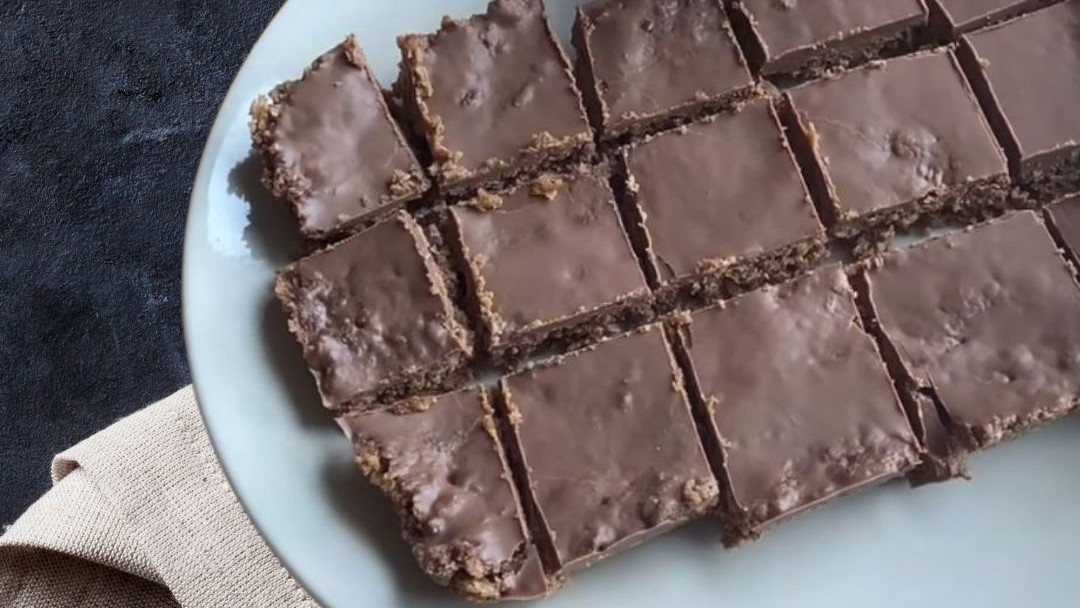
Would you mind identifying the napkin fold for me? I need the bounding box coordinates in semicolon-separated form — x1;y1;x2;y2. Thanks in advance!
0;387;321;608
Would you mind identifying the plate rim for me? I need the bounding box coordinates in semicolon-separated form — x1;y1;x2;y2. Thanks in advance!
180;0;324;601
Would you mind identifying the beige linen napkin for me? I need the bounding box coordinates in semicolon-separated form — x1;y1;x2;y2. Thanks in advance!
0;387;322;608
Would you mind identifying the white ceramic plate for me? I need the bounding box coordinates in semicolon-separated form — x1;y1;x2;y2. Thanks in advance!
183;2;1080;606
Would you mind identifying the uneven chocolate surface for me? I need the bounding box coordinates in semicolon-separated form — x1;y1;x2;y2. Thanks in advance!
573;0;755;138
683;267;919;540
622;98;824;286
960;1;1080;197
254;4;1080;601
340;389;550;601
932;0;1060;35
731;0;927;79
785;50;1008;234
397;0;592;192
250;37;429;241
862;211;1080;452
449;166;648;347
1048;195;1080;262
501;327;718;571
276;212;471;409
850;269;972;486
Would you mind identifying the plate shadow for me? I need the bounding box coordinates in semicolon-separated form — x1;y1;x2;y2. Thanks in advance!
230;150;304;267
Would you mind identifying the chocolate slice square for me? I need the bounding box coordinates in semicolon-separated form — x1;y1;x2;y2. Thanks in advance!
276;212;472;410
930;0;1061;37
498;326;718;573
619;98;826;308
395;0;593;197
857;211;1080;482
678;267;920;543
728;0;929;84
339;388;553;601
251;36;430;242
1048;194;1080;265
958;1;1080;201
447;166;652;362
572;0;758;141
784;50;1010;244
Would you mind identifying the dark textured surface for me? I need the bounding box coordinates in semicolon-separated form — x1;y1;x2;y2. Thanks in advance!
0;0;283;524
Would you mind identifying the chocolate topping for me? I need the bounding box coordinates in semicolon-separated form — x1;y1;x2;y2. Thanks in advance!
250;37;429;240
1049;195;1080;262
623;98;824;284
960;2;1080;181
862;211;1080;451
450;166;648;344
732;0;927;79
340;389;551;601
397;0;592;192
275;212;471;409
785;50;1007;230
932;0;1060;35
684;267;920;538
573;0;755;137
501;327;717;571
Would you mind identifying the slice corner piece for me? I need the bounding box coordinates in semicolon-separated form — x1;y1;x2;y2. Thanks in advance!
250;36;429;242
339;387;554;602
959;1;1080;202
276;212;472;410
395;0;593;196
